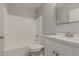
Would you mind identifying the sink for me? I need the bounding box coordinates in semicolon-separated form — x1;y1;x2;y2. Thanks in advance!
42;32;79;42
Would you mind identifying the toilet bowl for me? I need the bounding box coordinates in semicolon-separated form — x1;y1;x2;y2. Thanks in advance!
29;44;44;52
28;44;45;56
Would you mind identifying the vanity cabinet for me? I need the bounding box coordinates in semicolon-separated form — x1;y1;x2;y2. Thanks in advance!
0;39;3;56
40;36;79;56
40;36;67;56
45;46;65;56
73;47;79;56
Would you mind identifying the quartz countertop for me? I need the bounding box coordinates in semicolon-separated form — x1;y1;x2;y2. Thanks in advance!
41;35;79;47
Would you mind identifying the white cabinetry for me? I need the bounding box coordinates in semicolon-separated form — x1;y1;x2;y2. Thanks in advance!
73;47;79;56
40;36;79;56
40;36;66;56
45;46;65;56
0;39;3;56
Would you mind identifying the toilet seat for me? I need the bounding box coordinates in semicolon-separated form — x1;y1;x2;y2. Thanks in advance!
28;44;44;52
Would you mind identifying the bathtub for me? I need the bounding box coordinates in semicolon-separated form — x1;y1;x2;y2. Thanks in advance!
4;47;30;56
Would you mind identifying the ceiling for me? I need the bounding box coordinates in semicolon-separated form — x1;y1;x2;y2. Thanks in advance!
7;3;42;11
6;3;42;18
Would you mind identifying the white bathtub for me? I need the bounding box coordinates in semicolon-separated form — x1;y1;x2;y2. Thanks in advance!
4;47;29;56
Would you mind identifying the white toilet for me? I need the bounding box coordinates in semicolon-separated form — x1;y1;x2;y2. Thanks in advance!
28;44;45;56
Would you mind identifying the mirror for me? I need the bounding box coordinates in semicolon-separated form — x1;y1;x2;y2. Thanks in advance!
56;3;79;24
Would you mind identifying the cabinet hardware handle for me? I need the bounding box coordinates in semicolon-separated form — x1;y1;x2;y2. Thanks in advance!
56;53;59;56
0;36;4;39
52;51;55;54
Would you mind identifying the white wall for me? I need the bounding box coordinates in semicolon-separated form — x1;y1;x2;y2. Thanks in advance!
0;4;37;55
56;3;79;33
56;22;79;33
36;3;56;35
3;4;36;51
0;4;4;56
4;14;36;51
36;3;79;34
0;4;4;36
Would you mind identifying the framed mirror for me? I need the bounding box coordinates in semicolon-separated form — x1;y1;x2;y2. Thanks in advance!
56;3;79;24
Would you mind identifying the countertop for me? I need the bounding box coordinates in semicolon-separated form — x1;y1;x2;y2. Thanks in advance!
41;35;79;47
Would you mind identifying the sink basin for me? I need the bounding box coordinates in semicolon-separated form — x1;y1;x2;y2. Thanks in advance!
48;35;79;41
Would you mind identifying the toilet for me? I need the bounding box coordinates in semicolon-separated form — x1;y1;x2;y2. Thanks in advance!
28;44;45;56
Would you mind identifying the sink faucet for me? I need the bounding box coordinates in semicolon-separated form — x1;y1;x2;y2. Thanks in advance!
65;32;74;37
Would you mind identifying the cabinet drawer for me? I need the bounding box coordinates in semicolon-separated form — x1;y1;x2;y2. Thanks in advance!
45;46;55;56
40;36;73;56
45;46;65;56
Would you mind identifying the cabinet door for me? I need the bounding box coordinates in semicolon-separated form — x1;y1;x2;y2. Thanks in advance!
40;37;65;56
40;36;73;56
73;47;79;56
45;46;55;56
0;39;3;56
45;46;65;56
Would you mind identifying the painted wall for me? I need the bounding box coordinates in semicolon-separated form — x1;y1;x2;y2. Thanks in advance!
4;14;36;51
0;4;4;56
56;3;79;33
36;3;79;34
0;4;4;36
3;4;36;51
56;22;79;33
36;3;56;35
